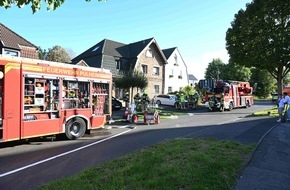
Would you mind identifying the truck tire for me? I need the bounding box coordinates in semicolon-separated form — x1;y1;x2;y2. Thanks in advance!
65;118;86;140
132;114;138;123
155;115;160;124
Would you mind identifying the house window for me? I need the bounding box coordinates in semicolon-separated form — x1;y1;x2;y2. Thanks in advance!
146;49;153;57
115;60;121;70
168;87;172;93
142;64;148;74
153;67;159;75
3;49;19;57
174;54;178;66
169;69;174;78
92;46;100;52
154;85;159;94
178;70;182;79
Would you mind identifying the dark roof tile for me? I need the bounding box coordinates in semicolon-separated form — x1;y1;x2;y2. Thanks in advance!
188;74;198;81
0;23;37;50
162;47;176;59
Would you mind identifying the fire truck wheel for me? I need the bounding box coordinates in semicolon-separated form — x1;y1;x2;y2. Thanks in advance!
132;114;138;123
65;118;86;140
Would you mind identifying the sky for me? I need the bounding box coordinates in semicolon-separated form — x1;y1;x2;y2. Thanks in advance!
0;0;252;80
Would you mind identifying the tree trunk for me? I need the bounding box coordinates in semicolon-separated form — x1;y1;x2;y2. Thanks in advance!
276;67;284;94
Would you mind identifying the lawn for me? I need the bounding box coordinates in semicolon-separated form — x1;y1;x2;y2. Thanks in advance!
38;103;278;190
251;107;278;117
37;138;254;190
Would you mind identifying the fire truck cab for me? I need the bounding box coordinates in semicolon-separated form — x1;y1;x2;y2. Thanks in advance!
0;56;112;143
205;80;254;112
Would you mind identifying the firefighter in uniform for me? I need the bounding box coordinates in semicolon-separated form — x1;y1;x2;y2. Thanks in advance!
180;93;185;109
141;92;149;111
193;92;199;109
175;92;181;109
134;93;141;111
124;91;130;108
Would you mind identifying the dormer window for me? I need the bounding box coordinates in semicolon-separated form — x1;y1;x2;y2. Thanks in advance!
146;48;153;58
3;49;19;57
92;46;100;52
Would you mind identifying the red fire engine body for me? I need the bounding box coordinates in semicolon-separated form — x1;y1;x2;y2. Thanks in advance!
205;80;254;111
0;56;112;142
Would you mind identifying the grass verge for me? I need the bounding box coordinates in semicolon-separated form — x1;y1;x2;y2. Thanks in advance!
250;106;278;117
37;138;254;190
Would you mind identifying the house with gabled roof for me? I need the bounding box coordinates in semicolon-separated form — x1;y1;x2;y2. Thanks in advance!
162;47;189;94
72;38;168;99
188;74;198;87
0;23;38;59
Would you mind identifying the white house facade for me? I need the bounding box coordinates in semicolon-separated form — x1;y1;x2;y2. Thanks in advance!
162;47;189;94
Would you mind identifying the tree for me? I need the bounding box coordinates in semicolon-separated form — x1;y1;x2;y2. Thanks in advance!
46;45;71;63
0;0;106;13
38;46;47;60
250;68;276;98
114;70;148;103
222;61;251;81
182;85;195;96
226;0;290;94
66;48;76;60
205;58;252;81
204;58;225;80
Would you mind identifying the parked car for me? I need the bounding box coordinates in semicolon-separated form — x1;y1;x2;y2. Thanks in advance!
112;96;122;110
154;94;177;106
271;92;278;102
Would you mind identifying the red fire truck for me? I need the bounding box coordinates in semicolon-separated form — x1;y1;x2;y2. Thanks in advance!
205;80;254;111
0;56;112;142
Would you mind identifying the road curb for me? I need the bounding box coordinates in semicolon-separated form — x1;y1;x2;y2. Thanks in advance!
236;119;280;184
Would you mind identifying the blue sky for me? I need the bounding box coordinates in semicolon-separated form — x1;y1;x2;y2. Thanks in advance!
0;0;251;80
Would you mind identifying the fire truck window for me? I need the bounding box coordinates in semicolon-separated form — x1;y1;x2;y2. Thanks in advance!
92;82;109;115
62;80;90;109
78;82;90;108
51;80;59;111
43;79;59;111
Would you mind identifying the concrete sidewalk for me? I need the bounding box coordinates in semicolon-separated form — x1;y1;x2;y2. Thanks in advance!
235;121;290;190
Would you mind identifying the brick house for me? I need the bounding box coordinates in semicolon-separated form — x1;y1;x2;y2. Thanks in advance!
71;38;167;99
162;47;189;94
0;23;38;59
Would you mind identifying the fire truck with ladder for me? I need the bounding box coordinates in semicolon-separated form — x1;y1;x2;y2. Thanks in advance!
0;55;113;143
204;80;254;112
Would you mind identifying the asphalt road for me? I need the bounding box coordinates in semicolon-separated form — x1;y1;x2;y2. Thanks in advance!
0;101;276;190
